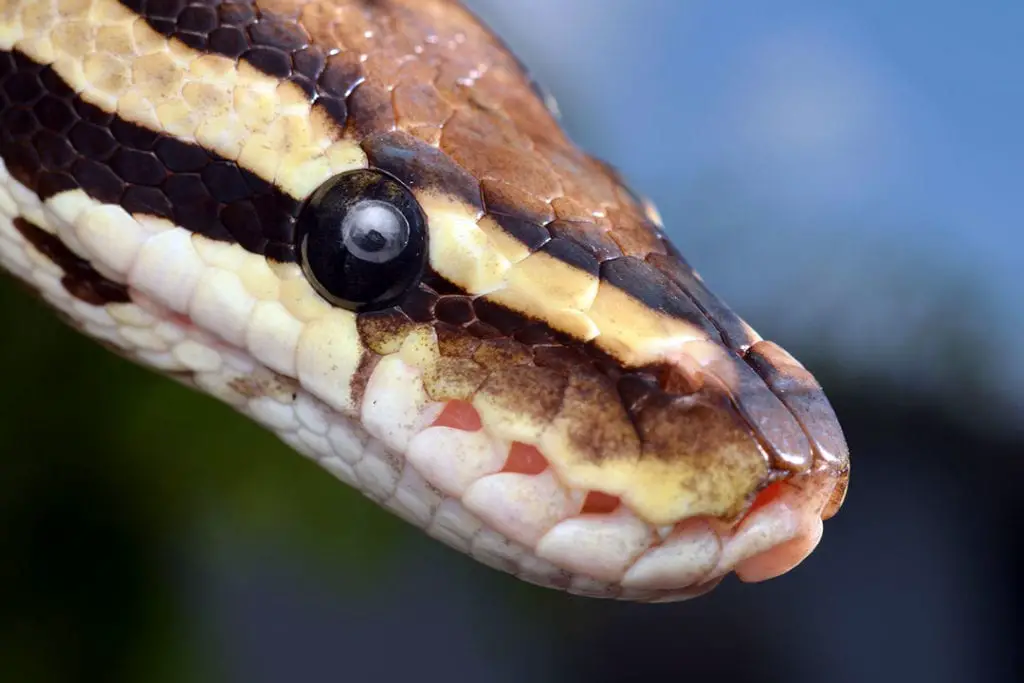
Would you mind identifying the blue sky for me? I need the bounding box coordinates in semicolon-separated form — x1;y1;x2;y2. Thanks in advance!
467;0;1023;425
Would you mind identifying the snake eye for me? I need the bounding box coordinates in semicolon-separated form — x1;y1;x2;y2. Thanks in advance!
295;169;427;311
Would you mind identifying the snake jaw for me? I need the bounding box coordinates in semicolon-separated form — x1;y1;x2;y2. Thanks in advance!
730;471;835;583
350;334;848;598
0;151;848;599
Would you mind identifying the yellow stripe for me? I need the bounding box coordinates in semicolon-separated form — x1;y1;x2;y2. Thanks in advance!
423;191;710;366
0;0;365;198
0;0;718;369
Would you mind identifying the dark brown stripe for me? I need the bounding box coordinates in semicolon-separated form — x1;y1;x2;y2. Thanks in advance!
114;0;727;330
8;4;761;383
744;341;850;471
13;217;130;306
647;247;760;352
600;256;720;336
360;127;731;336
119;0;563;133
386;272;801;473
0;4;821;496
0;41;746;418
0;49;301;258
362;131;484;210
385;273;797;482
699;346;813;473
118;0;356;126
542;238;599;277
490;212;551;252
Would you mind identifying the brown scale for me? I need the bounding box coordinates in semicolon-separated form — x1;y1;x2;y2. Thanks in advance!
127;0;846;488
108;0;794;357
359;267;845;509
1;0;849;514
12;218;130;306
119;0;670;269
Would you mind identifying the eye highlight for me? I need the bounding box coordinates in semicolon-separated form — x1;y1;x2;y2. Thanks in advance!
295;169;427;311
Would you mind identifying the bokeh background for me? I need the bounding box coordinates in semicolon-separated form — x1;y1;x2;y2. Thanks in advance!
2;1;1022;681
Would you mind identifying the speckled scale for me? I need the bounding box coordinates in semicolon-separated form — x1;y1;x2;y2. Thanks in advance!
399;275;731;448
111;0;777;396
0;0;851;596
117;0;711;295
394;263;823;481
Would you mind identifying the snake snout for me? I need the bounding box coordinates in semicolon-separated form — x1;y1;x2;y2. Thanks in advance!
723;344;850;581
636;332;850;583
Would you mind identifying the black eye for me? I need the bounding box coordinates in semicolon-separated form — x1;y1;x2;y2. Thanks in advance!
295;169;427;311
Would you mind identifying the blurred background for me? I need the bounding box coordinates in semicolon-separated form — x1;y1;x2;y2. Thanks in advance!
2;0;1022;681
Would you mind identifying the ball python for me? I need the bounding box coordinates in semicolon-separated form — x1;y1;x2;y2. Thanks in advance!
0;0;850;601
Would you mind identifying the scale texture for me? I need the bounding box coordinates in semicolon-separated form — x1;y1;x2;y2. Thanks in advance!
0;0;849;600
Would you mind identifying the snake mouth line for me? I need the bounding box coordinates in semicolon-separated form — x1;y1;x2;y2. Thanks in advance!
0;0;852;603
376;360;847;596
126;292;844;598
98;281;846;597
0;166;844;600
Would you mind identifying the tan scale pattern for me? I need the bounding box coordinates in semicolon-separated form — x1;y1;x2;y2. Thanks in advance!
1;0;367;198
0;0;850;598
0;164;763;600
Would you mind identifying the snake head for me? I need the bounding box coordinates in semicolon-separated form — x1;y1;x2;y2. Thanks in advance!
0;0;849;600
278;0;851;597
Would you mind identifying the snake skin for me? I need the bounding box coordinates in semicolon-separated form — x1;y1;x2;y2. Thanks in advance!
0;0;849;599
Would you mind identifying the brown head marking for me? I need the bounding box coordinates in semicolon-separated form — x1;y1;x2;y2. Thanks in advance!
5;0;848;526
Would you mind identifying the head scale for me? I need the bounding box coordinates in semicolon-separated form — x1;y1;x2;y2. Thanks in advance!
0;0;849;599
